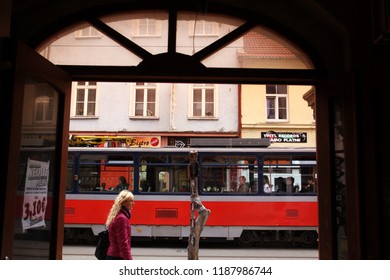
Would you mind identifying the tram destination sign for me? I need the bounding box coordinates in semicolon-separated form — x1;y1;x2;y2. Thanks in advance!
261;131;307;143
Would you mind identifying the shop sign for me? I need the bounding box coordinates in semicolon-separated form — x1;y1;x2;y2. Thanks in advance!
126;136;161;148
261;131;307;143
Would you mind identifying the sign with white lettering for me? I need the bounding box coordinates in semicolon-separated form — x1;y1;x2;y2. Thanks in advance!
261;131;307;143
21;159;49;231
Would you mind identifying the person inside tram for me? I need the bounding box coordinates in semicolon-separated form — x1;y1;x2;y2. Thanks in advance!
237;176;250;193
286;176;298;193
115;176;129;192
263;175;271;193
300;176;315;193
276;177;287;192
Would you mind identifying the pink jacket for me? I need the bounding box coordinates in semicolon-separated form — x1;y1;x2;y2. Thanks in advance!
107;208;132;260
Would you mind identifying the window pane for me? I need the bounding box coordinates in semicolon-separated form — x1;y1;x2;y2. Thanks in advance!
76;90;84;101
205;103;214;116
135;103;143;116
46;101;54;120
76;103;84;116
36;103;44;121
147;103;155;116
278;97;286;108
266;85;276;94
193;103;201;116
205;89;214;102
279;108;287;119
147;89;156;102
88;90;96;101
193;89;202;102
277;85;287;94
87;103;96;116
267;97;275;119
135;90;144;101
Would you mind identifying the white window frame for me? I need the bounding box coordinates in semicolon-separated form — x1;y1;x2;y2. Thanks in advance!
188;84;218;119
70;81;99;118
130;82;159;119
132;18;162;37
265;84;288;122
188;20;219;36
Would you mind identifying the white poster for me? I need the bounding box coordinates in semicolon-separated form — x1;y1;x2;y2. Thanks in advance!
21;159;50;231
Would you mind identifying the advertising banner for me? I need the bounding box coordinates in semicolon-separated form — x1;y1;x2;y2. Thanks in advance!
21;159;49;231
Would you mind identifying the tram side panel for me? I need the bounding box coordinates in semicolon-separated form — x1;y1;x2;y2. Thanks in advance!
64;147;318;246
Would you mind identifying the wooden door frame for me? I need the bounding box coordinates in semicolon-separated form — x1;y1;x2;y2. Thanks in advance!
1;41;71;260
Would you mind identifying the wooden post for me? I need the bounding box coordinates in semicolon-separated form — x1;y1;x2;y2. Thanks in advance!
187;150;211;260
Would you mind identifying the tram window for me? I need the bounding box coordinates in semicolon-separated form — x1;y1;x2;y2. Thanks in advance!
263;154;317;194
66;154;75;192
77;154;134;192
200;154;258;194
139;154;189;193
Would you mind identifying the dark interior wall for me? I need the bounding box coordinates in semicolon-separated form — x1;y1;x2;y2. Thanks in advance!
2;0;389;259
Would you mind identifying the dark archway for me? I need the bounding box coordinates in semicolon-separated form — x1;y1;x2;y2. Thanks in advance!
3;0;385;260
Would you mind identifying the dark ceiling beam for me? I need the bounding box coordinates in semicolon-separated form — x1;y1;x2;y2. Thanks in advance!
192;20;258;61
60;65;323;85
87;17;153;59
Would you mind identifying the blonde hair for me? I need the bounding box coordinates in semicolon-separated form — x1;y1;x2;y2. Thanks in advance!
105;190;134;227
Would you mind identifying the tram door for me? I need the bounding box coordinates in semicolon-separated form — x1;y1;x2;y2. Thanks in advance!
1;41;71;259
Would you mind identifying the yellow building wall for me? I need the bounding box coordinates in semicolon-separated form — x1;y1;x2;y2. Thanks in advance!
241;84;316;147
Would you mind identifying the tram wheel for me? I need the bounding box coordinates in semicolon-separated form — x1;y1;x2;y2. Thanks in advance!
298;231;318;248
237;231;256;247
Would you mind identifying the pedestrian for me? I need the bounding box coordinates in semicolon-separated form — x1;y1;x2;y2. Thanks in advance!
105;190;135;260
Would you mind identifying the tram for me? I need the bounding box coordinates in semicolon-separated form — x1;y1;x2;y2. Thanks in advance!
63;139;318;247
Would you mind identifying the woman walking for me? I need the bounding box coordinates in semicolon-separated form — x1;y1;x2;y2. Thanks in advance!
105;190;135;260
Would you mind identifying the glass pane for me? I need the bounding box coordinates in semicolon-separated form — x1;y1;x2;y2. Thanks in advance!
278;97;286;108
200;154;258;193
266;85;276;94
193;103;201;116
36;11;313;70
177;12;245;55
76;103;84;116
138;154;188;193
87;103;95;115
135;103;143;116
15;77;60;259
279;108;287;119
203;26;314;69
267;97;275;119
205;103;214;116
135;90;144;101
78;154;134;192
146;103;155;116
76;90;84;101
147;89;156;102
37;22;142;66
193;89;202;102
277;85;288;94
88;90;96;101
100;11;169;55
35;103;44;121
205;89;214;102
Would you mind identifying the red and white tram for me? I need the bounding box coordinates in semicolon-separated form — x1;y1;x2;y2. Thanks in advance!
64;141;318;247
